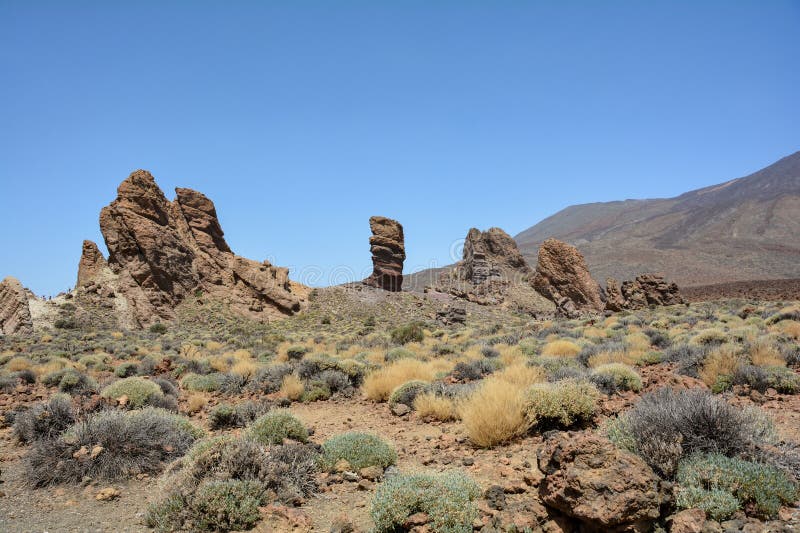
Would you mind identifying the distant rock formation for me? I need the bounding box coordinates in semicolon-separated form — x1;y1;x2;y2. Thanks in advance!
427;227;546;312
93;170;303;327
77;240;108;288
604;274;683;311
0;276;33;335
532;238;603;317
363;216;405;292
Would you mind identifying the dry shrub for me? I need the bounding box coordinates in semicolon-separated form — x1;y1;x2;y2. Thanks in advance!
541;340;581;357
699;344;742;388
493;363;545;388
231;360;259;379
458;377;529;447
625;332;652;356
205;341;224;351
279;374;305;401
186;394;208;414
363;359;436;402
777;320;800;341
414;393;457;422
6;356;32;372
588;350;638;368
749;338;785;367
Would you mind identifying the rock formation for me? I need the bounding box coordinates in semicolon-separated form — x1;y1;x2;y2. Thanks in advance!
363;216;405;292
426;227;546;311
461;227;530;284
92;170;303;327
604;274;684;311
538;431;664;532
604;277;626;312
532;238;604;317
77;240;109;288
0;276;33;335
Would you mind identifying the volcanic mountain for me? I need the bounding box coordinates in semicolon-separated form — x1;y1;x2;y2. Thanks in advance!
514;150;800;287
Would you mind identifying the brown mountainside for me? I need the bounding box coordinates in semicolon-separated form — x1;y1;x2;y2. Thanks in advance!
515;151;800;286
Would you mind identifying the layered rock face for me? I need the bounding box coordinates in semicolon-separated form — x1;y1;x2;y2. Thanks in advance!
0;277;33;335
532;238;604;317
363;216;405;292
538;431;664;532
96;170;303;326
604;274;684;311
461;227;530;284
77;240;109;288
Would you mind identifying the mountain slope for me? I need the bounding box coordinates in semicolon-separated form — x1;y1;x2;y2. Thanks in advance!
515;151;800;286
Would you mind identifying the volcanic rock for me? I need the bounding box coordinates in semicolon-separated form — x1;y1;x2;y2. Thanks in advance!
620;274;683;309
532;238;603;316
363;216;405;292
96;170;303;326
77;240;109;287
537;431;664;532
461;227;530;284
604;277;626;312
0;277;33;335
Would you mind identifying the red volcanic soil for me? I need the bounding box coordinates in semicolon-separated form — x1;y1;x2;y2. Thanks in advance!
683;279;800;302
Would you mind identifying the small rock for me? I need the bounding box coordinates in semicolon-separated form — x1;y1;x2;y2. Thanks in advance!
670;508;706;533
403;512;429;528
342;471;359;482
391;404;410;416
357;479;374;491
334;459;351;473
95;487;120;501
462;457;474;466
484;485;506;511
90;445;104;459
359;466;383;481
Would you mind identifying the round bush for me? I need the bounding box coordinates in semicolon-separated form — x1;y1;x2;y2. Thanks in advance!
247;409;308;445
525;380;599;428
191;479;266;531
590;363;643;393
370;471;480;533
180;373;223;392
388;380;429;408
320;432;397;471
100;377;163;408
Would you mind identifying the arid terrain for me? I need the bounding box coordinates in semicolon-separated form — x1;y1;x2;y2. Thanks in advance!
0;170;798;533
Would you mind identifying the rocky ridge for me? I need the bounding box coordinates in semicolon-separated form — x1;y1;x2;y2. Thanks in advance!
0;277;33;335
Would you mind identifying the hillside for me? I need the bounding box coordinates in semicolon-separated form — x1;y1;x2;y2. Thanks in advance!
514;150;800;286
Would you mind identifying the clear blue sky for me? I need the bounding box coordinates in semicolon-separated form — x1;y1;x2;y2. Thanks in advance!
1;1;798;296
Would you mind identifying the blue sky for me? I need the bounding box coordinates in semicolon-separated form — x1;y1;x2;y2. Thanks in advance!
1;1;798;296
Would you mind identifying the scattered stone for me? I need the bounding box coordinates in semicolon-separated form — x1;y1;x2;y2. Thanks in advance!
436;303;467;325
403;512;430;528
342;471;359;482
669;508;707;533
363;216;405;292
537;431;663;532
484;485;507;510
95;487;120;501
357;479;374;491
391;403;411;417
532;238;604;316
333;459;351;473
358;466;383;481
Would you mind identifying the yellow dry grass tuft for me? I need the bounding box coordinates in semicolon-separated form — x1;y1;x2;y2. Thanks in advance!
588;350;638;368
699;344;742;388
458;377;530;448
279;374;305;401
748;338;785;367
541;340;581;357
414;393;458;421
186;394;207;414
363;359;438;402
493;363;546;388
776;320;800;341
6;356;32;372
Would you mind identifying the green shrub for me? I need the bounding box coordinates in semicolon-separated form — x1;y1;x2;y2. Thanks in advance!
390;322;425;345
301;383;332;402
385;347;415;362
57;369;97;394
247;409;308;445
677;453;798;518
320;432;397;471
524;380;599;428
13;394;75;443
371;471;480;533
286;345;310;361
145;493;186;532
149;322;168;335
181;372;223;392
675;487;741;521
115;361;139;378
192;480;266;531
388;380;429;408
101;377;163;408
590;363;642;393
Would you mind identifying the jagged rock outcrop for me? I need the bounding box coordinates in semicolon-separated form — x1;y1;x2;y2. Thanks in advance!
461;227;530;284
0;276;33;335
604;277;626;312
538;431;664;532
604;274;684;311
427;227;546;311
532;238;603;316
363;216;405;292
436;303;466;325
77;240;109;288
95;170;304;327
